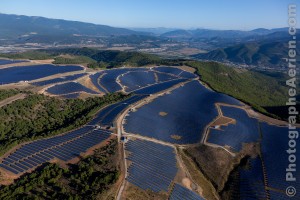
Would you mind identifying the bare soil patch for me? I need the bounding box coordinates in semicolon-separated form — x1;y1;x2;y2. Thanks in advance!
159;111;168;116
210;116;236;127
170;135;182;140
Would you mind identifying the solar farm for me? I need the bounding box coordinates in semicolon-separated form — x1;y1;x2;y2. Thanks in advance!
0;126;112;175
123;80;242;144
124;139;203;199
0;62;297;200
125;139;178;193
207;106;260;151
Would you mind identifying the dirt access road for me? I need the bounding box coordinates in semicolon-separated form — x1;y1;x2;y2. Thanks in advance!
0;93;27;108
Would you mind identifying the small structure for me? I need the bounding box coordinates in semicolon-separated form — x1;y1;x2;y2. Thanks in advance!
121;136;128;143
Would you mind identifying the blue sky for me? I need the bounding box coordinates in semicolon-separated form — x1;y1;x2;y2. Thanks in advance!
1;0;299;30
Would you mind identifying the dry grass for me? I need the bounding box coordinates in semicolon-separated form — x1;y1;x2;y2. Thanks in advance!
170;135;182;140
179;148;220;200
185;144;239;192
125;184;168;200
210;116;236;127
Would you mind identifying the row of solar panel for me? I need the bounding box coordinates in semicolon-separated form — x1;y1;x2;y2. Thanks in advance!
127;166;172;192
88;94;148;126
170;184;203;200
133;78;187;95
0;59;28;66
46;82;98;95
89;72;107;93
125;139;178;193
0;128;111;174
90;67;196;94
31;73;86;86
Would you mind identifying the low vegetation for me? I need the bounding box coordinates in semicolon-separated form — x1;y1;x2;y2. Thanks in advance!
185;145;238;192
125;184;168;200
178;148;219;200
0;92;128;156
0;139;120;199
0;89;20;101
53;55;96;65
0;51;52;60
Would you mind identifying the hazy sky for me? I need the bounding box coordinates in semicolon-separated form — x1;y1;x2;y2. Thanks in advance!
1;0;299;30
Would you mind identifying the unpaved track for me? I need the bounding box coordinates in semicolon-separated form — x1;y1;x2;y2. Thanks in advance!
0;93;27;108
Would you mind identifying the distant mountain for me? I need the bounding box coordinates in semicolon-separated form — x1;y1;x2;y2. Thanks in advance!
161;28;287;39
128;27;178;35
0;13;143;40
193;36;300;69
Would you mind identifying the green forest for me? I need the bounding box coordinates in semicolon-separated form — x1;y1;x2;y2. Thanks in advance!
0;139;119;200
0;92;128;156
0;90;20;101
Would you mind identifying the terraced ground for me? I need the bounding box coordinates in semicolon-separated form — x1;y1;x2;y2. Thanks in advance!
0;64;297;200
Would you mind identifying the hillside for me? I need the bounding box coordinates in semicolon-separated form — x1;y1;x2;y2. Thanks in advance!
161;28;286;39
0;140;120;199
186;61;299;120
1;48;176;68
193;40;300;69
0;13;140;39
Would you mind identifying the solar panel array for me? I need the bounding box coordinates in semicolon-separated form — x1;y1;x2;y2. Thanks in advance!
88;94;148;127
155;72;177;82
125;139;178;193
31;73;86;86
0;127;111;175
88;67;198;94
124;81;242;144
170;184;204;200
119;71;157;92
133;78;187;95
0;59;28;65
0;64;83;85
99;68;145;93
208;106;260;151
153;67;183;76
46;82;98;95
89;72;107;93
239;157;267;199
260;123;300;196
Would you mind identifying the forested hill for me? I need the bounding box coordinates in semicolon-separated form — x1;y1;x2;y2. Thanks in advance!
193;37;300;69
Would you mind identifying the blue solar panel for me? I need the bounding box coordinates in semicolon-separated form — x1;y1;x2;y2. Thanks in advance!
90;72;108;93
31;73;87;86
153;67;183;76
120;71;157;92
260;123;300;193
125;80;242;144
0;164;20;174
239;157;267;199
170;184;204;200
208;106;260;151
46;82;98;95
125;139;178;193
0;64;83;85
0;59;28;66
